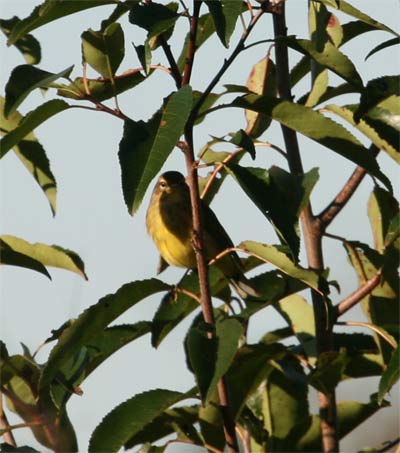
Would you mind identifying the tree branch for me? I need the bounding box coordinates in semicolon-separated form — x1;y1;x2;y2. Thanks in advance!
0;395;16;447
272;5;339;452
318;144;379;229
180;3;239;451
335;272;381;319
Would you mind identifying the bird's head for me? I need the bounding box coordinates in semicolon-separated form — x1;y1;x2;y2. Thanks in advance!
155;171;188;198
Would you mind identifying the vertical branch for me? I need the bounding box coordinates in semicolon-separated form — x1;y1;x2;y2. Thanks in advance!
180;2;239;451
0;395;16;447
272;4;339;452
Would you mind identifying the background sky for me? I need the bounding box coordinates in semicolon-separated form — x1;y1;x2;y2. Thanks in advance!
1;0;399;451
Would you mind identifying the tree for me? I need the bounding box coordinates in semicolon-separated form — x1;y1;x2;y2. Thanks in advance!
1;0;399;451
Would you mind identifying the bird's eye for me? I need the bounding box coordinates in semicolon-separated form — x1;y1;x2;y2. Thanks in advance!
159;181;167;189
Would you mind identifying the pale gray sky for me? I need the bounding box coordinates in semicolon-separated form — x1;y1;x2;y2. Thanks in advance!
1;1;399;451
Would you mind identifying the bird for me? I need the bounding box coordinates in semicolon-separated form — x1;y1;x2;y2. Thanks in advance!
146;171;258;299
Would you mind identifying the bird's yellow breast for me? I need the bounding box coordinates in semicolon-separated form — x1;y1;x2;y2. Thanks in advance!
146;190;197;268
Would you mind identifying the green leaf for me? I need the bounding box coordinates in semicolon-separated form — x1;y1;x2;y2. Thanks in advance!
231;94;390;189
39;279;169;396
229;129;256;159
0;444;40;452
89;389;188;452
0;16;41;64
227;165;319;260
129;2;179;40
239;241;325;294
284;36;363;88
0;235;86;280
4;64;73;117
134;41;151;75
262;360;309;450
366;36;400;60
205;0;243;48
177;13;215;72
119;84;193;215
0;239;50;278
0;97;57;214
378;346;399;404
81;23;124;78
206;318;244;402
1;99;71;158
245;55;276;137
56;71;146;101
315;0;398;35
354;75;400;122
199;401;225;451
325;103;400;164
7;0;117;45
125;405;200;449
309;351;350;393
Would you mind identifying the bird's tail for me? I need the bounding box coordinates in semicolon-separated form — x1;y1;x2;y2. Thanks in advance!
230;274;260;300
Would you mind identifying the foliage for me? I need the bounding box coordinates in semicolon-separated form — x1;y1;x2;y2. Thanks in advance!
0;0;398;452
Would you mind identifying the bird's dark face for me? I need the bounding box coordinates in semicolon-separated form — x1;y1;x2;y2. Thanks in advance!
155;171;188;198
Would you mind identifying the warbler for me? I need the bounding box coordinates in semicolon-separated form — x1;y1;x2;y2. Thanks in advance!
146;171;258;299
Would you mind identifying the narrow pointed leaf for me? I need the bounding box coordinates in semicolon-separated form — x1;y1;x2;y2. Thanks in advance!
231;94;390;189
325;103;399;164
39;279;168;395
0;17;41;64
378;346;399;404
89;389;188;452
7;0;117;45
0;97;57;214
205;0;243;48
0;235;86;280
1;99;71;157
366;36;400;60
81;23;124;78
119;84;192;215
239;241;326;294
4;64;73;118
56;71;146;101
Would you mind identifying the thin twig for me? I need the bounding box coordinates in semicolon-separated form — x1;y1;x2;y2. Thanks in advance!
318;144;379;229
272;4;338;451
335;272;381;319
0;395;16;447
337;321;397;349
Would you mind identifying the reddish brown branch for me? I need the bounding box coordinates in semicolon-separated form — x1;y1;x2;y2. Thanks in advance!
335;272;381;319
0;395;16;447
318;145;379;229
272;5;338;452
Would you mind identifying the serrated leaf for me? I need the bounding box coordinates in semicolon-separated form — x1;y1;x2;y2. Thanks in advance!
129;2;179;40
0;97;57;214
378;346;399;404
309;351;350;393
0;16;41;64
284;36;362;88
239;241;326;295
206;318;244;402
0;235;86;280
56;71;146;101
205;0;243;48
119;84;193;215
4;64;73;117
316;0;398;35
325;103;399;164
366;36;400;61
231;94;390;189
89;389;188;452
125;405;200;449
227;165;319;260
1;99;71;158
39;279;169;397
81;23;124;78
7;0;117;45
245;55;275;137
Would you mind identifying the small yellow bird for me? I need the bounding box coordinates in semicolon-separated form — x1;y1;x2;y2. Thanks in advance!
146;171;258;299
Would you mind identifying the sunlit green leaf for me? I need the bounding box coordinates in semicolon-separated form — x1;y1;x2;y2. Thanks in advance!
89;389;189;452
7;0;117;45
119;84;193;215
0;16;41;64
0;235;86;280
4;64;73;117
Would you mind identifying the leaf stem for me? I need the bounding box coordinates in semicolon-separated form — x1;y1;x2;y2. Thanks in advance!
272;4;339;451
